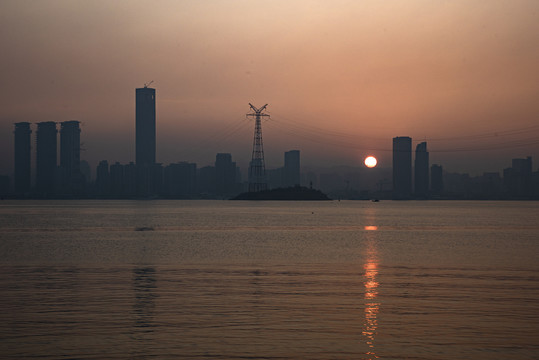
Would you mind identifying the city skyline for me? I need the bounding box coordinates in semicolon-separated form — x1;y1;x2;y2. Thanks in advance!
3;89;538;181
1;1;538;176
6;110;537;200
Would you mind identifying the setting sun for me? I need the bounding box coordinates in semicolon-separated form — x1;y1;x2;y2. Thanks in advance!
364;156;377;168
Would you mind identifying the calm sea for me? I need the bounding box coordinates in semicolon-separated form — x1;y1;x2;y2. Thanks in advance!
0;200;538;359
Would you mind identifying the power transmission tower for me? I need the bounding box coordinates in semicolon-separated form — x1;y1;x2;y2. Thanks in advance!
247;103;269;192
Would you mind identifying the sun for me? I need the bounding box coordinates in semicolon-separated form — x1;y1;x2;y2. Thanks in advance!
364;156;377;168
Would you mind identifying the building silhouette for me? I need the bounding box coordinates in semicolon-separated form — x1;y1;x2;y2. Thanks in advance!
197;166;216;196
124;162;137;197
14;122;32;195
504;156;532;197
284;150;300;187
215;153;237;196
414;142;429;198
80;160;91;184
476;172;502;199
135;86;156;166
0;175;9;198
164;162;196;198
150;164;164;196
36;122;57;196
59;120;82;195
266;167;283;189
110;162;125;197
430;164;443;196
392;136;412;199
95;160;110;197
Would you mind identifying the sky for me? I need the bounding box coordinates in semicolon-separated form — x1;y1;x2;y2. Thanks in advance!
1;0;538;177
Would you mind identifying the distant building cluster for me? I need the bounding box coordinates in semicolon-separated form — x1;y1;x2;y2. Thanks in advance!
392;136;432;200
93;156;240;199
10;120;84;198
389;136;538;200
2;87;538;200
2;86;301;199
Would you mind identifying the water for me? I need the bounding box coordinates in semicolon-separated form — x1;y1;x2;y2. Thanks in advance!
1;200;538;359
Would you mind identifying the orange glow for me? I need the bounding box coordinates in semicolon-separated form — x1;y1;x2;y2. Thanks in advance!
362;256;379;356
364;225;378;231
1;2;538;176
364;156;377;168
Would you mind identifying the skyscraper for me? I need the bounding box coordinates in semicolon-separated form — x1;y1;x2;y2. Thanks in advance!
59;120;82;194
414;142;429;198
14;122;32;195
136;86;156;166
36;121;57;195
392;136;412;199
284;150;300;187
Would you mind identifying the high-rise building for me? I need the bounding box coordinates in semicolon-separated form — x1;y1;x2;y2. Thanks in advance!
36;121;57;195
59;120;82;194
284;150;300;187
414;142;429;198
14;122;32;195
136;86;156;166
392;136;412;199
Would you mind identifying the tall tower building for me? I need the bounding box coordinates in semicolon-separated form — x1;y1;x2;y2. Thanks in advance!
414;142;429;198
392;136;412;199
284;150;300;187
136;86;156;166
14;122;32;195
36;121;57;195
59;120;82;194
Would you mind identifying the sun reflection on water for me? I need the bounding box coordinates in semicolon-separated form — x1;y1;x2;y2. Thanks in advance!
362;222;380;359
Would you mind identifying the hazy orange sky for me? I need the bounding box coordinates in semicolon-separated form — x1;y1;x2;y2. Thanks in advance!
1;0;538;176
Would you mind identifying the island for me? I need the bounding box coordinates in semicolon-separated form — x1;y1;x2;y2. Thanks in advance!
231;186;331;201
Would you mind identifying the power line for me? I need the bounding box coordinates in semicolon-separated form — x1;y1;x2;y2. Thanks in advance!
264;112;539;153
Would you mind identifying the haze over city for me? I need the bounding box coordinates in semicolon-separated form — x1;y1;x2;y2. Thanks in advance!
1;0;538;176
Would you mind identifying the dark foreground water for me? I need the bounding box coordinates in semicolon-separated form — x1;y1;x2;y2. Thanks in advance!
1;200;538;359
